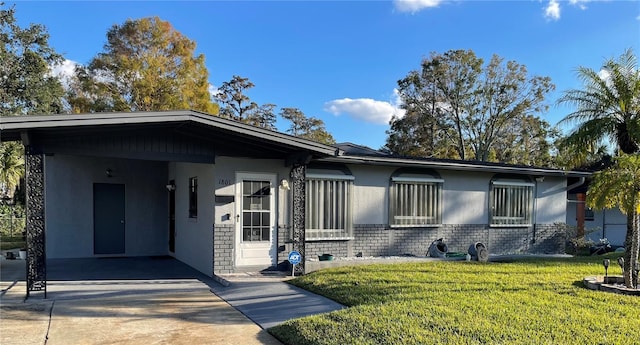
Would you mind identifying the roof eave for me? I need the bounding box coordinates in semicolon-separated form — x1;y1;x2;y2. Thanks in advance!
316;155;592;177
0;110;338;156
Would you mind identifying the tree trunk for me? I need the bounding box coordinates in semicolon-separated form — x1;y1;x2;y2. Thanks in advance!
623;211;639;288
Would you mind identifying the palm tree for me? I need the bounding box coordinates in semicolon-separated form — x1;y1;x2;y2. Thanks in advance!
587;154;640;288
558;48;640;156
0;142;24;201
559;48;640;288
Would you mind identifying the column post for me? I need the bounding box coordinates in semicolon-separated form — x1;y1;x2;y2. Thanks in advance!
290;164;306;275
25;147;46;298
576;193;586;238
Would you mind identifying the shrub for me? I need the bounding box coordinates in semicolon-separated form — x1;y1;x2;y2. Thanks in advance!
554;222;597;255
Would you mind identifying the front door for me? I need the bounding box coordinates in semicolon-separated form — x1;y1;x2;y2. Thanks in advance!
94;183;125;255
235;173;276;267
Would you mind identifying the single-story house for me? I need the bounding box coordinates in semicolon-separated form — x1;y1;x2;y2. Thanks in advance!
0;110;591;295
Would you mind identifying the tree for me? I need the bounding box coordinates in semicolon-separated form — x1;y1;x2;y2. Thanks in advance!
1;4;64;204
0;142;23;201
245;103;277;130
491;116;560;167
280;107;336;144
214;75;281;131
67;16;217;114
385;50;555;164
558;48;640;158
553;137;609;170
587;154;640;288
560;49;640;288
214;75;257;121
1;3;65;116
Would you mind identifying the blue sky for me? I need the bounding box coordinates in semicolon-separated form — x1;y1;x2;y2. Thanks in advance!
11;0;640;149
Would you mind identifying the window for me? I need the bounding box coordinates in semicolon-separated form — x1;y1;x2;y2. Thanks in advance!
390;176;443;227
305;174;353;240
242;180;271;242
188;177;198;218
490;181;534;226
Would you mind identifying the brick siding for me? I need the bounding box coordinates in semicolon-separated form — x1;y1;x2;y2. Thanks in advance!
213;224;234;274
317;223;565;259
214;223;565;273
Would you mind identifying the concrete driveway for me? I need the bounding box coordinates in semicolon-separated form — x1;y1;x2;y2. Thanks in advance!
1;256;281;345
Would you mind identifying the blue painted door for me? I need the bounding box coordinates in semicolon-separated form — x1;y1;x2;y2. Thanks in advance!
94;183;125;255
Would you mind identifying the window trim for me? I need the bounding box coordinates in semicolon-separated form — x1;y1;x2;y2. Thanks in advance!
389;176;443;228
489;180;534;227
306;173;355;181
305;174;354;241
391;176;444;184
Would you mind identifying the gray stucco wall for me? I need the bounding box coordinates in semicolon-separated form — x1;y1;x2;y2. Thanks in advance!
169;162;215;276
348;165;393;225
344;166;567;227
535;177;568;224
45;155;168;258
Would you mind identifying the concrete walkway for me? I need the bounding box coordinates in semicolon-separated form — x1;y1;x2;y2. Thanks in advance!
0;256;344;344
212;274;345;329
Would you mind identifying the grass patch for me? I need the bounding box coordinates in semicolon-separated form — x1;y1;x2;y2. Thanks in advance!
269;254;640;345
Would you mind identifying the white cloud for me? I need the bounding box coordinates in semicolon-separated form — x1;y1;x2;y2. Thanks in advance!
597;68;615;89
393;0;443;13
324;90;406;125
569;0;589;10
208;83;220;98
544;0;561;21
597;69;610;81
49;59;78;87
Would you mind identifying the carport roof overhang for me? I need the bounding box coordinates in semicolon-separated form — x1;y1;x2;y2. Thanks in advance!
0;110;339;159
317;155;592;178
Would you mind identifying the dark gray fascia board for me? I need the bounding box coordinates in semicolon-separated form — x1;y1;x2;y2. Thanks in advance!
317;155;592;178
0;110;338;156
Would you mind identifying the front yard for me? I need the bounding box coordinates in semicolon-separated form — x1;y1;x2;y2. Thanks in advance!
269;255;640;345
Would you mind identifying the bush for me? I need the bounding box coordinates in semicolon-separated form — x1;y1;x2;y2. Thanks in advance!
554;222;598;255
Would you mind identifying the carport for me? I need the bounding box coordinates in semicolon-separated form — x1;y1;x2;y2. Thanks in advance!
0;256;282;345
0;110;337;297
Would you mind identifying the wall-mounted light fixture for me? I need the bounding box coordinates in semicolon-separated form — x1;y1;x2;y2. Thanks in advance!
166;183;176;191
279;179;290;190
106;168;113;178
535;176;545;183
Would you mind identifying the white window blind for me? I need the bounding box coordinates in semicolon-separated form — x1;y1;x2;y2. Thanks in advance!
305;177;353;240
490;182;534;226
390;178;442;227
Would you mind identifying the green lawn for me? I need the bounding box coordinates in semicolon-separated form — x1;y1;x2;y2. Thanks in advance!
269;255;640;345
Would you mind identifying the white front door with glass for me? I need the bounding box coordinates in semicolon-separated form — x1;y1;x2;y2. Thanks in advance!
235;173;277;267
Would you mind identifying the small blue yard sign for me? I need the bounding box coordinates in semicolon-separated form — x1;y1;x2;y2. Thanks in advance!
288;250;301;277
288;251;301;265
